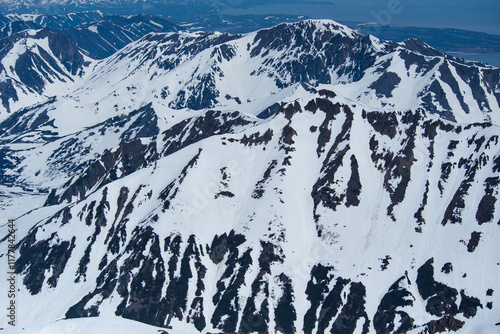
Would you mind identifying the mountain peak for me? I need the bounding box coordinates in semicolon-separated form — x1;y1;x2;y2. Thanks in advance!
400;37;443;56
255;18;362;42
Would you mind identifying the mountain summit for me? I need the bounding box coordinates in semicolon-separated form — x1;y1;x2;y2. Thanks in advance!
0;19;499;334
61;19;500;124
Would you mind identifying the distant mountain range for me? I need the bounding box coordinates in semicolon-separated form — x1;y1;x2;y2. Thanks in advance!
0;0;219;17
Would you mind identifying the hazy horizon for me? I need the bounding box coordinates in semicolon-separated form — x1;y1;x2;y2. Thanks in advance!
2;0;498;35
222;0;500;35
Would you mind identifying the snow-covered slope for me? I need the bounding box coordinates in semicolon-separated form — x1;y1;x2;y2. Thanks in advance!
0;28;95;117
1;316;191;334
0;12;178;59
0;19;499;334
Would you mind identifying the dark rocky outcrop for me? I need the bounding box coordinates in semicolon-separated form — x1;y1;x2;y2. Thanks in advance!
373;276;415;334
16;231;76;295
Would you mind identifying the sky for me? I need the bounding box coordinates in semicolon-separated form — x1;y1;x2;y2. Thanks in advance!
222;0;500;35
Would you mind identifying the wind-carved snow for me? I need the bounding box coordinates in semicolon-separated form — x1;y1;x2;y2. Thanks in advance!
0;18;499;334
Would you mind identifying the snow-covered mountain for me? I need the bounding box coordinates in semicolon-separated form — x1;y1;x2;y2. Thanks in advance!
72;20;500;124
0;11;108;29
0;12;178;118
0;19;499;334
0;12;178;59
0;28;94;115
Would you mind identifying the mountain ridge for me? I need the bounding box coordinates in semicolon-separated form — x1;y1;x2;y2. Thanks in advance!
0;27;94;114
0;11;178;59
64;19;499;125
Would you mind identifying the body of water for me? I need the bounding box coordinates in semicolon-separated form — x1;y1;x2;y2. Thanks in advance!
449;52;500;68
224;1;500;36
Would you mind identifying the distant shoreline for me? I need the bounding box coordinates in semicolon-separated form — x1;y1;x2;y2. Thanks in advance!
448;52;500;68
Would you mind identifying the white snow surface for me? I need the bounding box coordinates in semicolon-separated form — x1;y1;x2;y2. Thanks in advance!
1;316;188;334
